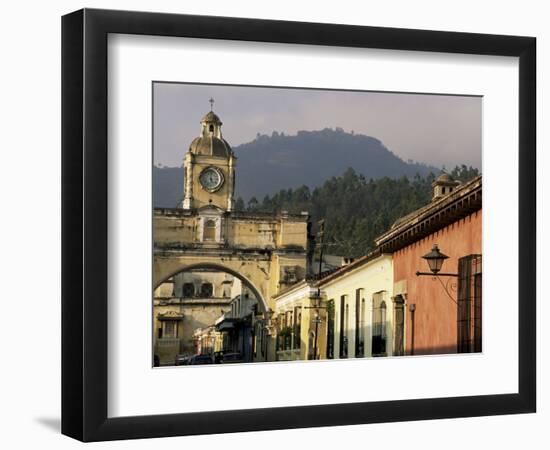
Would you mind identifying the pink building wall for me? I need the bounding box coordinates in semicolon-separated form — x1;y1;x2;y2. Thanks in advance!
393;209;482;355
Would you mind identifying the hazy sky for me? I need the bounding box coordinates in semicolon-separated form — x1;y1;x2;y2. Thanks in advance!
153;82;482;170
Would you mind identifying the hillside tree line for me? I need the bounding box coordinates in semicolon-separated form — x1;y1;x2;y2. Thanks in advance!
234;165;480;258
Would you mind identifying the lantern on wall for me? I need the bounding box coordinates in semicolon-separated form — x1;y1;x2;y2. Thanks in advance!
421;244;449;275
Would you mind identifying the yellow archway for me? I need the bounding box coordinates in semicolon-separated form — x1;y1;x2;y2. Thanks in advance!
154;260;269;312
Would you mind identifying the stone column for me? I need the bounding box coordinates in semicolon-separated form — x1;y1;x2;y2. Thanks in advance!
182;153;193;209
226;155;235;211
365;297;374;358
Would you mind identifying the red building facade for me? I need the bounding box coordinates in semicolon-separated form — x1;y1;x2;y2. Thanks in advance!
376;175;482;356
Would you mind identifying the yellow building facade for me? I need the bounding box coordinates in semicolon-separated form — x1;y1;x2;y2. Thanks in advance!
271;252;396;361
153;107;311;364
272;281;327;361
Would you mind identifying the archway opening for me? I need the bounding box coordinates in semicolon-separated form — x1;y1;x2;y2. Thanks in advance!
154;262;268;311
153;263;267;366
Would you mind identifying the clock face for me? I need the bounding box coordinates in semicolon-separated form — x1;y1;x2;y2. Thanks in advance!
199;167;224;192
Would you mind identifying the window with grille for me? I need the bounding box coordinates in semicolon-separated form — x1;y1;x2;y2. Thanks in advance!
457;254;482;353
163;321;177;338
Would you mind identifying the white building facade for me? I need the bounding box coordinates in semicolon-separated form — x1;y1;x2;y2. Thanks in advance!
318;253;395;359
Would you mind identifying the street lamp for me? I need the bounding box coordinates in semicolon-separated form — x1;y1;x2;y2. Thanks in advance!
416;244;457;278
421;244;448;274
415;244;458;304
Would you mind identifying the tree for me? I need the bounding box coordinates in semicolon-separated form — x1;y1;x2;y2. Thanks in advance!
234;197;245;211
247;196;259;211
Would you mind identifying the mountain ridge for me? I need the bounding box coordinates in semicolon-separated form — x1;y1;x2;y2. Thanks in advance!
154;128;443;208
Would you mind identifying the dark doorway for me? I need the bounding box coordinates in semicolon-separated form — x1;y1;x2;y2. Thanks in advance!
393;295;405;356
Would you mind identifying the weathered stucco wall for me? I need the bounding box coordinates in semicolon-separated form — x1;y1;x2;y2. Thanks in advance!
153;210;310;311
153;211;309;249
273;282;327;361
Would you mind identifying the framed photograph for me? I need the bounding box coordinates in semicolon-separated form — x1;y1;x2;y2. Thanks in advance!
62;8;536;442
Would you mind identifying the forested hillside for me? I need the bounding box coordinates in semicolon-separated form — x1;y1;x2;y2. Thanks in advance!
237;165;480;257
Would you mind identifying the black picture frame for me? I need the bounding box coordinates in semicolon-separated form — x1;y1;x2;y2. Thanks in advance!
61;8;536;442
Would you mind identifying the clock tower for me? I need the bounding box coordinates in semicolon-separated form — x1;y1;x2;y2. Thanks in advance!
180;103;235;211
154;100;311;364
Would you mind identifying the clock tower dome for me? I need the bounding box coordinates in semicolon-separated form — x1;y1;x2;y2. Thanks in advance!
180;101;235;211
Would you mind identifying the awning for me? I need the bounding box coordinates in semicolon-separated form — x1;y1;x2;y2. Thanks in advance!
157;311;184;321
215;318;239;331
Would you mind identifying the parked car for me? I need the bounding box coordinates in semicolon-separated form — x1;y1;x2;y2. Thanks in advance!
221;352;243;364
213;351;226;364
174;354;191;366
188;354;214;365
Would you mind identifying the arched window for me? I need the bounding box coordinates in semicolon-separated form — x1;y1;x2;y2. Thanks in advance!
209;124;214;133
203;219;216;241
372;292;388;356
200;283;213;297
182;283;195;298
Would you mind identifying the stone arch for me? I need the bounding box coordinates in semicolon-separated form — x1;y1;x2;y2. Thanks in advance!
154;262;269;312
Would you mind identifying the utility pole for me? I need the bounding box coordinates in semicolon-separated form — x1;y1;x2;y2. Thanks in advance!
314;219;325;359
317;219;325;297
305;219;326;360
